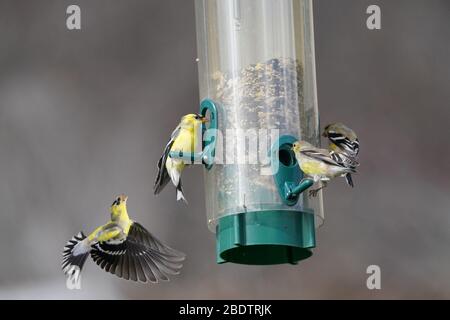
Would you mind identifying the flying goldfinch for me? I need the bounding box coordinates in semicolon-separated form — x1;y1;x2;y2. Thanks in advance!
154;114;207;202
322;123;360;187
292;141;356;196
62;194;185;285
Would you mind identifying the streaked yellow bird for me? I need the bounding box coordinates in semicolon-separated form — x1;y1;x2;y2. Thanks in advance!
323;122;359;157
292;141;356;196
62;194;185;285
322;122;360;187
154;114;207;202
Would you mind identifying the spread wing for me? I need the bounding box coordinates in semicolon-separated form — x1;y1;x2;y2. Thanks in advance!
90;236;184;283
153;125;181;194
61;232;89;274
128;221;186;258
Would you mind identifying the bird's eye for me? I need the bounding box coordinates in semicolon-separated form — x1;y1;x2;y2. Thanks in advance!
112;197;120;206
194;115;200;120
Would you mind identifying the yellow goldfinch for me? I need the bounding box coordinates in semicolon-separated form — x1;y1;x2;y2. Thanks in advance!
292;141;356;196
62;194;185;285
323;123;359;157
322;123;360;187
154;114;207;202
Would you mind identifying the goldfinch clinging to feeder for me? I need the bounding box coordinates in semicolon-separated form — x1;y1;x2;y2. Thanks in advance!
292;141;356;197
154;113;207;202
62;194;185;285
322;123;360;187
323;123;359;157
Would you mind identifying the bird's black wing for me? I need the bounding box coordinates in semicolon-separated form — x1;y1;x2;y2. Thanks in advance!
330;151;359;169
153;125;181;195
352;138;360;156
327;132;359;157
128;221;186;258
61;232;90;274
330;151;357;187
90;237;184;283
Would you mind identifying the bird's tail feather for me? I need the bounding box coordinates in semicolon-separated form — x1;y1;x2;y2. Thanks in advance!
345;173;354;188
154;167;171;195
176;181;187;203
62;232;90;285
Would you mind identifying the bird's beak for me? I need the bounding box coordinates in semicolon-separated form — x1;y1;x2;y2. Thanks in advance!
201;117;209;123
322;132;327;137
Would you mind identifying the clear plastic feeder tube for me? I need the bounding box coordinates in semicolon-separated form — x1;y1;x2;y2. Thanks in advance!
195;0;324;233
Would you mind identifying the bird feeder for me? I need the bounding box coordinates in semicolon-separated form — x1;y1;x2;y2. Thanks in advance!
194;0;324;265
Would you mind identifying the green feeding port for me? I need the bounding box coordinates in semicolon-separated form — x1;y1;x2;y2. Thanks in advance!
195;0;324;265
271;135;315;206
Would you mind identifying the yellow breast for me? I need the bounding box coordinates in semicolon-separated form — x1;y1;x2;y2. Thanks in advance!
300;160;326;175
172;127;195;153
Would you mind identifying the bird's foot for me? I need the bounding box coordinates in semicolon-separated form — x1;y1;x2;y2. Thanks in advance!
308;187;324;197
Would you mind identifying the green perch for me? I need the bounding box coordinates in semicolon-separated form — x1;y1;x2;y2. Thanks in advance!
284;178;314;201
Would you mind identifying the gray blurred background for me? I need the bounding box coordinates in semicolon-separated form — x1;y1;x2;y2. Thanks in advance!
0;0;449;299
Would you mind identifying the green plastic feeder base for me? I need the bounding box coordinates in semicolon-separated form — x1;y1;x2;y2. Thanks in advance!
216;210;315;265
